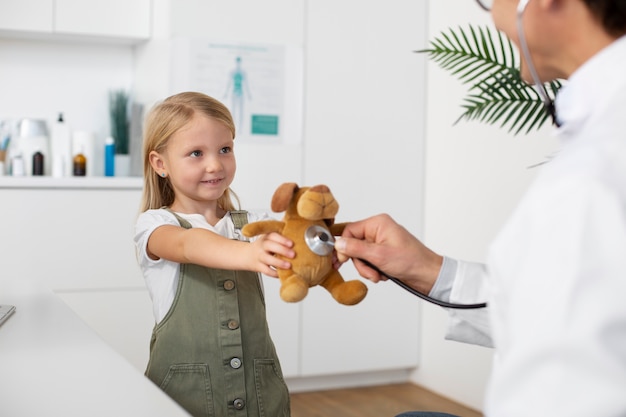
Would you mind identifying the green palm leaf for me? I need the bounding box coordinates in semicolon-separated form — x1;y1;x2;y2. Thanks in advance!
418;25;562;135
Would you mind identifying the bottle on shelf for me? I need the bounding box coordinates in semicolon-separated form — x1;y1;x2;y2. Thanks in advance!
51;113;72;177
71;131;94;177
104;137;115;177
32;150;44;176
73;147;87;176
11;153;25;177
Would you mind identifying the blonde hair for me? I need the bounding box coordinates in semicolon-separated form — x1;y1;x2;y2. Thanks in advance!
140;91;240;212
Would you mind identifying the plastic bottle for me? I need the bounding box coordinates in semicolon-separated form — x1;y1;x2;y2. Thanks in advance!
32;150;44;176
12;153;25;177
73;148;87;176
51;113;72;177
104;137;115;177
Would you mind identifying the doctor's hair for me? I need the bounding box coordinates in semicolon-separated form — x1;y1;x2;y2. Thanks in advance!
582;0;626;37
140;91;240;212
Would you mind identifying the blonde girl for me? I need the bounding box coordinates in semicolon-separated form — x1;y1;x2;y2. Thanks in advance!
134;91;293;417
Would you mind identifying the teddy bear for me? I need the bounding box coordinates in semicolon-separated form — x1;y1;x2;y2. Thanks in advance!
241;182;368;305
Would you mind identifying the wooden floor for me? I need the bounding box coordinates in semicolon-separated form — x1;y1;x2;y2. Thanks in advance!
291;383;483;417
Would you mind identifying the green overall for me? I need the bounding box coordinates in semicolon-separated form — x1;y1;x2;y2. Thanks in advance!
145;211;291;417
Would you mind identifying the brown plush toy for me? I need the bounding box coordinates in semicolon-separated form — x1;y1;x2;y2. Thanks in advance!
242;183;368;305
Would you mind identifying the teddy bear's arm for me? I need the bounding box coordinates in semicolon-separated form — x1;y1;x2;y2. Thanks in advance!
241;220;286;238
329;222;349;236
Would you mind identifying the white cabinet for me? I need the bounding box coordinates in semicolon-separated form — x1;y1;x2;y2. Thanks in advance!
0;179;151;371
0;0;150;41
0;0;53;32
55;0;151;40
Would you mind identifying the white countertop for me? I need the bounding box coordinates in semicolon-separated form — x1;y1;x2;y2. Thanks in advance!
0;278;189;416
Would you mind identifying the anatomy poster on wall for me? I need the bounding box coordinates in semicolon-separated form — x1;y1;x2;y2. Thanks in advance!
171;39;303;144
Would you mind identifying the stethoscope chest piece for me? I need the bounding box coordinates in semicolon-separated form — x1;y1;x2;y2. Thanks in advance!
304;225;335;256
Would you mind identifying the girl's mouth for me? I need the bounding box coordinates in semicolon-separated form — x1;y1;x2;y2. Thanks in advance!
202;178;222;184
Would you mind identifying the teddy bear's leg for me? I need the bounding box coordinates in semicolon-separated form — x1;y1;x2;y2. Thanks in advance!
278;271;309;303
320;271;368;305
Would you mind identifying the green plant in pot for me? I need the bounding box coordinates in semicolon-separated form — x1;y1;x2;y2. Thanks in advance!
419;25;562;135
109;89;131;175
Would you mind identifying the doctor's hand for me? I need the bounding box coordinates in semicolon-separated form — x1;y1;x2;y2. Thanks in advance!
334;214;443;295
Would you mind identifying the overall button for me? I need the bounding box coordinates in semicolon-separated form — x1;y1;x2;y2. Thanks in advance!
227;320;239;330
223;280;235;291
233;398;245;410
230;357;242;369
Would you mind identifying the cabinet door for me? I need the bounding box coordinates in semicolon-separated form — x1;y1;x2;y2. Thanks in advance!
299;273;419;376
0;187;143;290
55;0;150;40
262;276;301;378
0;0;53;32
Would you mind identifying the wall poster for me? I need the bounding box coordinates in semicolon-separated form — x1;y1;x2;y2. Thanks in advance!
170;39;303;145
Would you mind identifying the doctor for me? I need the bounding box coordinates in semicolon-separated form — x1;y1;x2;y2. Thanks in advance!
335;0;626;416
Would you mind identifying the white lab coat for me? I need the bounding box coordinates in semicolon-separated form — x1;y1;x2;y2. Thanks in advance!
441;35;626;416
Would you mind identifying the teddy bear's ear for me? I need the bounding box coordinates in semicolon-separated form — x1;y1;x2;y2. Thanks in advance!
271;182;299;212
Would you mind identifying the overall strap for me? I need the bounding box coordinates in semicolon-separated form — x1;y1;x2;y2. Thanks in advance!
164;207;249;240
230;210;249;241
164;208;191;229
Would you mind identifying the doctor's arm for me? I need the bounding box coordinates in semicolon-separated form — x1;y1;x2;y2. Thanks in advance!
335;213;493;347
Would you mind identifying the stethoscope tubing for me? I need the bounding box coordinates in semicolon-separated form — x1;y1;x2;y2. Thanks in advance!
358;259;488;310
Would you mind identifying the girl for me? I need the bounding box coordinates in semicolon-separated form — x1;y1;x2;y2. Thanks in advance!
134;91;293;417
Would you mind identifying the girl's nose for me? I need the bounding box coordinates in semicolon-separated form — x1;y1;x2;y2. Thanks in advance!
204;156;222;172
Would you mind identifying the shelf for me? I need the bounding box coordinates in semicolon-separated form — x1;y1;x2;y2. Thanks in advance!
0;176;143;190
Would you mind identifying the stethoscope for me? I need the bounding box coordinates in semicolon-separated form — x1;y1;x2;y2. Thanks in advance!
517;0;561;128
304;225;487;309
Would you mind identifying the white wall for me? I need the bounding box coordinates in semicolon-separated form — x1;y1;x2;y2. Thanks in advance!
413;1;560;411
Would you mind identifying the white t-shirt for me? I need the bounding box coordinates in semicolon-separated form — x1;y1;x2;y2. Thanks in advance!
134;209;271;323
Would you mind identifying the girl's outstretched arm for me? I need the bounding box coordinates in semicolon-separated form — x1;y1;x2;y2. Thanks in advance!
147;225;294;277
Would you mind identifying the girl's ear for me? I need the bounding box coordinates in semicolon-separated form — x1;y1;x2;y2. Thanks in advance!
149;151;166;174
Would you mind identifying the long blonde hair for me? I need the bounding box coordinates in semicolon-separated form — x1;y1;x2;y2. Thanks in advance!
140;91;240;212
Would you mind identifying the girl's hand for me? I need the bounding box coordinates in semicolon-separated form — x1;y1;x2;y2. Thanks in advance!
248;232;295;277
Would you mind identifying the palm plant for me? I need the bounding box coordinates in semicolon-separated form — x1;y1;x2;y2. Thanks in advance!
419;25;562;135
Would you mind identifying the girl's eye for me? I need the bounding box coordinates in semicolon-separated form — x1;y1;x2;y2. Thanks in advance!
190;150;202;157
220;146;232;154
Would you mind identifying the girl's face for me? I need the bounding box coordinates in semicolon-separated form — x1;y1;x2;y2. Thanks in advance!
151;112;236;213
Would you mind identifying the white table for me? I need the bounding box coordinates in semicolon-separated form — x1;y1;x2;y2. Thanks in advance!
0;278;189;416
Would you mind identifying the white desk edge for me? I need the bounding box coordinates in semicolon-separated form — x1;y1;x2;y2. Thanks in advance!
0;278;189;416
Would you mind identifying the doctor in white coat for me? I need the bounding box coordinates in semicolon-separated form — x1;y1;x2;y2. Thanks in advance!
335;0;626;416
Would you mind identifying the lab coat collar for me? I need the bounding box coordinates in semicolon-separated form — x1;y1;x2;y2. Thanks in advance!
555;35;626;141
